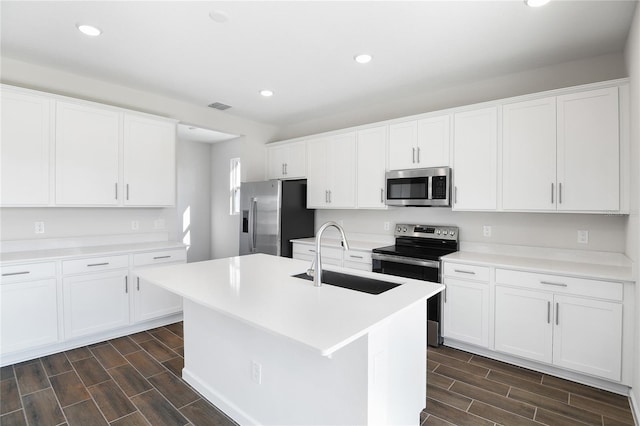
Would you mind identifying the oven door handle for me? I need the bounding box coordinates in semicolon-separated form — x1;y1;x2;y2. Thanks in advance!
371;253;440;268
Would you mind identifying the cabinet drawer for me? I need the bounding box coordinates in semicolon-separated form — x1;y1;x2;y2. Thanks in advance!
1;262;56;283
293;244;343;261
344;250;372;264
443;262;490;282
495;269;623;301
63;255;129;275
133;249;186;267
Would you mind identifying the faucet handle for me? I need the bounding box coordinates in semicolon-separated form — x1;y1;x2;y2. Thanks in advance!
306;268;315;277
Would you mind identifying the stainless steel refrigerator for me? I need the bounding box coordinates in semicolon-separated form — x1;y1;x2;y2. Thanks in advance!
239;179;314;257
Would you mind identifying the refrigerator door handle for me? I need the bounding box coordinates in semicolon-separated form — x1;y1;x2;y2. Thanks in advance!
251;198;258;252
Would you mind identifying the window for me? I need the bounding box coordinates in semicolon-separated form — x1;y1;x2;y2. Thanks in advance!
230;157;241;215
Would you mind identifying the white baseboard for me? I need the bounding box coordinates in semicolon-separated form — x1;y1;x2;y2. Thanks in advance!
629;390;639;426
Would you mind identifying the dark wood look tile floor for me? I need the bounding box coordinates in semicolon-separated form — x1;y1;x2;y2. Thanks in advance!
2;325;636;426
0;323;237;426
421;346;636;426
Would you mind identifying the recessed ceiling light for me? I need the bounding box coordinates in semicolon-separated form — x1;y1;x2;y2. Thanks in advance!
354;54;373;64
76;24;102;36
259;89;274;97
209;10;230;23
524;0;550;7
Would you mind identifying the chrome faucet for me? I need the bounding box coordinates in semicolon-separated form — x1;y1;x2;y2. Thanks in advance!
307;221;350;287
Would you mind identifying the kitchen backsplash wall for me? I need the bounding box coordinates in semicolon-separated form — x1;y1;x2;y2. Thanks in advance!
316;209;627;253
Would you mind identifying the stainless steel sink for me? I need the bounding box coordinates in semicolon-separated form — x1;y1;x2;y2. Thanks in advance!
291;270;401;295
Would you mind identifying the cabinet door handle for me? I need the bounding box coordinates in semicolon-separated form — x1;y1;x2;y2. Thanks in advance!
380;188;384;204
454;186;458;204
454;269;475;275
559;183;563;204
551;183;554;204
444;288;447;303
137;277;140;291
284;163;288;175
412;147;416;163
556;302;559;325
325;190;329;203
153;255;171;260
328;190;332;203
87;262;109;267
416;147;420;163
125;276;128;293
540;281;567;287
115;183;118;200
126;184;130;201
2;271;30;277
547;301;551;324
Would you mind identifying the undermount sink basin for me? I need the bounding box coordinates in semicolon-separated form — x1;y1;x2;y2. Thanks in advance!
292;270;402;295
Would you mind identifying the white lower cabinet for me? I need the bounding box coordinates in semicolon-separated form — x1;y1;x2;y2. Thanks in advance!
132;249;185;322
63;269;130;339
343;249;373;271
292;242;372;271
494;269;623;381
442;263;490;348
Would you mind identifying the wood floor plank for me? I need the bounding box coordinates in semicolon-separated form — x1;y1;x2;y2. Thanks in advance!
64;346;93;362
509;387;604;425
164;323;183;338
161;357;184;378
0;365;15;381
428;346;473;362
128;331;154;344
427;370;454;390
14;361;49;395
40;353;72;377
469;354;543;384
49;371;91;407
180;399;237;426
535;407;595;426
542;374;631;411
21;388;65;426
1;378;22;415
488;369;569;402
131;389;188;426
428;352;490;377
570;394;635;425
88;380;137;422
426;383;472;411
0;410;27;426
150;329;183;349
110;411;152;426
138;340;178;363
72;357;110;387
450;380;536;419
425;397;494;426
63;399;108;426
91;343;128;370
434;364;510;396
108;364;152;398
148;372;199;409
422;414;456;426
468;400;543;426
110;336;142;356
125;351;165;378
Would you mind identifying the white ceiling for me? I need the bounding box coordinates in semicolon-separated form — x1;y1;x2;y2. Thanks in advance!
1;1;637;127
176;123;239;143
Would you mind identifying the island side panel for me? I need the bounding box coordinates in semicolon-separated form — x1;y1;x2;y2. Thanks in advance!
181;299;369;425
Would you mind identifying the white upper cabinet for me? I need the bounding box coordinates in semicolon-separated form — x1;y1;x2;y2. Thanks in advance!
55;101;121;206
307;132;357;208
388;115;450;170
356;126;387;209
123;114;176;206
267;141;306;179
452;107;498;211
1;88;52;206
557;87;619;212
502;97;557;211
502;88;620;213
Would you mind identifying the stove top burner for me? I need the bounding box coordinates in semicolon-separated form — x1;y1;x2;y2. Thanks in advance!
373;224;459;260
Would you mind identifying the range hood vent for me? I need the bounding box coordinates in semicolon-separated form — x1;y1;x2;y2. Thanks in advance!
208;102;232;111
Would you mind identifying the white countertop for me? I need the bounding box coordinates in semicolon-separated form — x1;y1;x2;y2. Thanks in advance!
291;237;389;251
137;253;444;356
0;241;186;264
442;251;634;283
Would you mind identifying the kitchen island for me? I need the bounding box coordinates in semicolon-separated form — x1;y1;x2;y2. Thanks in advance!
137;253;443;425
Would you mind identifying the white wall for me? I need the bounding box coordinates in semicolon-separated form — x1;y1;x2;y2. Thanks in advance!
317;209;627;253
275;52;627;141
176;139;212;262
0;57;278;245
623;2;640;418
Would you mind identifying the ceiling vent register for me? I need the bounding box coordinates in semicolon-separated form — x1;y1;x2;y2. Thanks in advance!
208;102;232;110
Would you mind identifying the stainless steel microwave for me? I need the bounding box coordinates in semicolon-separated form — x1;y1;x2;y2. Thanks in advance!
385;167;451;207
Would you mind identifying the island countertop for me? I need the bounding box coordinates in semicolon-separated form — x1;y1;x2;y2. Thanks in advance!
137;253;443;356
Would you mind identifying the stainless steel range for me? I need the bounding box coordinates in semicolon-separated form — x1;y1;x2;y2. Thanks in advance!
372;224;459;347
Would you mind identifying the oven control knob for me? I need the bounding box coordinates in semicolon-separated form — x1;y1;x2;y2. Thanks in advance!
396;226;402;233
402;226;408;233
450;231;455;236
436;230;441;235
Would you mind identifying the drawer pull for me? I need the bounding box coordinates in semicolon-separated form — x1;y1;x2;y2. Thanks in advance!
153;255;171;260
2;271;30;277
556;302;560;325
125;276;128;293
540;281;567;287
137;277;140;291
349;255;364;259
87;262;109;267
454;269;475;275
547;301;551;324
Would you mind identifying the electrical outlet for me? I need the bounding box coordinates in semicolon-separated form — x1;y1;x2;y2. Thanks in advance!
250;361;262;384
153;218;165;230
383;221;390;231
131;220;139;231
483;225;492;237
577;230;589;244
34;221;45;234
